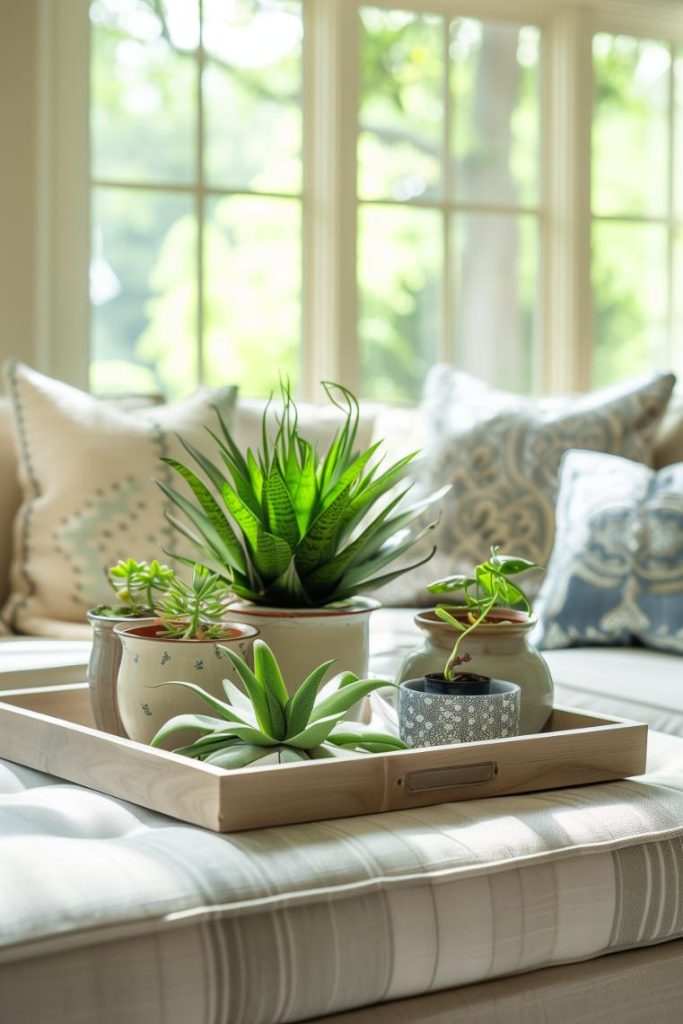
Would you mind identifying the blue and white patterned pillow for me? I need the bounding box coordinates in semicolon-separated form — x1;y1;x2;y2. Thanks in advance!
533;450;683;653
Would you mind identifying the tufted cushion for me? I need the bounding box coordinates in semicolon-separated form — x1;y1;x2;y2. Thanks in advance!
2;363;237;638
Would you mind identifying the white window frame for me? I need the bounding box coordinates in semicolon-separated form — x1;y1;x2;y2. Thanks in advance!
38;0;683;398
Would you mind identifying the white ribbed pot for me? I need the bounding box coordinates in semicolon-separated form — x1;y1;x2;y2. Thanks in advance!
225;598;380;695
114;620;259;747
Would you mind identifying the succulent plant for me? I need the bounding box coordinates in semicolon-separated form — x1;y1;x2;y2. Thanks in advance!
158;381;445;608
91;558;175;618
155;564;231;640
151;639;407;768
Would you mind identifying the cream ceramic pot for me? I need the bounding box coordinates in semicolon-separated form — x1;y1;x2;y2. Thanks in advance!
225;599;380;694
114;620;259;747
396;609;554;734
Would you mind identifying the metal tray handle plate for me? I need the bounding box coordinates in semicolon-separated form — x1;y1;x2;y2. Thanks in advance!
402;761;497;794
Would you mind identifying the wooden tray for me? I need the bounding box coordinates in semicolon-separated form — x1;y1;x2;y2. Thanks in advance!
0;684;648;833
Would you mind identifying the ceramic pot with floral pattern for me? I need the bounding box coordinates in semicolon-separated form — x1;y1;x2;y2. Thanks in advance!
114;619;258;747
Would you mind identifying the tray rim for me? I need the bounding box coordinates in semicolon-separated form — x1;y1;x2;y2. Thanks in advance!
0;684;649;832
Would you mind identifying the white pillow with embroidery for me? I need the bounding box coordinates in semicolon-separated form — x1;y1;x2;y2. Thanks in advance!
2;363;237;638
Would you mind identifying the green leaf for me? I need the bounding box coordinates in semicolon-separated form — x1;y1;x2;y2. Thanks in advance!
288;439;318;533
253;642;287;739
149;713;226;748
332;545;437;602
434;606;469;632
263;464;300;548
254;640;289;707
492;555;539;576
202;744;272;769
310;677;389;722
295;483;352;575
427;574;477;594
220;645;274;736
286;713;348;748
158;477;246;573
285;659;336;736
278;747;311;764
148;681;251;730
221;481;293;582
340;452;418;530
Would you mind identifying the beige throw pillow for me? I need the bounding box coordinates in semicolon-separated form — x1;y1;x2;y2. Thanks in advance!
2;363;237;638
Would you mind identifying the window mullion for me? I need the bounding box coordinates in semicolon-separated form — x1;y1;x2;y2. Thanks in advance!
543;4;593;394
37;0;91;389
302;0;359;398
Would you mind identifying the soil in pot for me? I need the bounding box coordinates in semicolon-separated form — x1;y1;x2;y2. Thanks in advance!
423;671;493;696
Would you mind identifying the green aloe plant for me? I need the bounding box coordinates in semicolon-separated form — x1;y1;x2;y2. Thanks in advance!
158;381;446;607
151;639;407;768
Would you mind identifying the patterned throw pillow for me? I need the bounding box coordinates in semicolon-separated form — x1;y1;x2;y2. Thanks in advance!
2;363;237;638
533;450;683;653
386;366;676;605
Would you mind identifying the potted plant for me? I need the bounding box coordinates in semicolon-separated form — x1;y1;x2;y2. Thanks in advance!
158;380;446;689
87;558;175;735
150;638;407;763
397;547;554;736
114;565;258;744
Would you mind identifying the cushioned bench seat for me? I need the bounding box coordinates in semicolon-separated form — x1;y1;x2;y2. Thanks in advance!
2;730;683;1024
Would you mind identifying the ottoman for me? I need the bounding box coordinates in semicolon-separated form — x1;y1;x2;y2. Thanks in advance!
1;730;683;1023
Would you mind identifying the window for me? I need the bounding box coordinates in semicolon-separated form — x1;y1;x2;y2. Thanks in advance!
90;0;303;399
592;32;682;387
42;0;683;401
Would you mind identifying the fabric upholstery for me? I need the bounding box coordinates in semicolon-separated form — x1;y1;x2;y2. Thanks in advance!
0;398;20;614
533;451;683;653
1;730;683;1023
2;363;237;637
385;366;676;606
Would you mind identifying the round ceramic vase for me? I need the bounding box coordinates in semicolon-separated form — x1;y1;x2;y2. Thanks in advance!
87;610;151;737
399;678;521;747
114;620;259;747
224;598;380;694
396;609;554;735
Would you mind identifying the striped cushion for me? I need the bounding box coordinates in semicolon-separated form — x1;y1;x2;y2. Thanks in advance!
2;731;683;1023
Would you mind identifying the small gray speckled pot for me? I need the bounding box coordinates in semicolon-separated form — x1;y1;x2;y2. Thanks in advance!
399;678;521;747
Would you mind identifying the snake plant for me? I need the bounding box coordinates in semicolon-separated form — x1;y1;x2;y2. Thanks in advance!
158;381;445;607
151;639;407;768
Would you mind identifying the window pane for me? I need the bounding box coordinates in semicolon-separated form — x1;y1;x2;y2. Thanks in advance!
359;205;441;401
204;196;301;396
90;0;198;184
451;21;540;207
592;222;668;386
91;188;197;398
452;214;538;392
592;34;670;217
359;8;443;202
203;0;302;193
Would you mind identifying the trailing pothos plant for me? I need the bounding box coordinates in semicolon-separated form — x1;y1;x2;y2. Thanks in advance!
427;547;539;681
157;381;447;608
151;639;407;768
